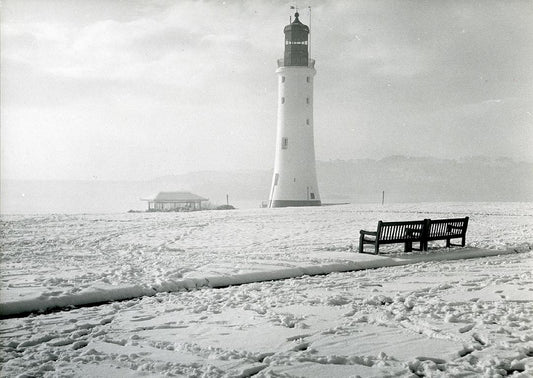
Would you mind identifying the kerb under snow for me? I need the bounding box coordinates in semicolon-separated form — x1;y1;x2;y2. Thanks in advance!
0;247;524;318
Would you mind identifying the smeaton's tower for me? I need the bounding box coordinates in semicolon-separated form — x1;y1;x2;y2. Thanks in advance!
268;12;321;208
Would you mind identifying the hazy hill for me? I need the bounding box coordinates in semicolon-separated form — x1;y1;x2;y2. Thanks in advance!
316;156;533;203
1;156;532;213
152;156;533;205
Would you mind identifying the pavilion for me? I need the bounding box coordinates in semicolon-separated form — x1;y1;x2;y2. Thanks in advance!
142;192;208;212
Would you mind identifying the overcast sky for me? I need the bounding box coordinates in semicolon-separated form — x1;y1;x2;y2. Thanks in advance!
2;0;532;181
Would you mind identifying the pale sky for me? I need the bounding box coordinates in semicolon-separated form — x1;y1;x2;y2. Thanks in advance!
2;0;532;181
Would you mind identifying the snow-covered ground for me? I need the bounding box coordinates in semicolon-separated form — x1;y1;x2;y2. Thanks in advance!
1;202;532;376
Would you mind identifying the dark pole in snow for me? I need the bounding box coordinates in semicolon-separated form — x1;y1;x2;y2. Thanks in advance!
382;191;385;205
226;194;229;206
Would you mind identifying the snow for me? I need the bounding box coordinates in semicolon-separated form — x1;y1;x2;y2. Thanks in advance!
1;202;532;377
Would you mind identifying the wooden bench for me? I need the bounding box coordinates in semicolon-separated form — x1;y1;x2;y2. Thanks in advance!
359;220;426;254
423;217;469;251
359;217;469;255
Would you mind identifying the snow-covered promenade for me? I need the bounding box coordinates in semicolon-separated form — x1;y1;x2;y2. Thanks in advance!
1;203;532;376
0;247;525;318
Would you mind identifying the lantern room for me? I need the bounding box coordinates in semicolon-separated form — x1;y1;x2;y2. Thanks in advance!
283;12;309;67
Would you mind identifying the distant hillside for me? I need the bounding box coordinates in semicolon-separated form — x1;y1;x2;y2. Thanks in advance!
152;156;533;204
316;156;533;203
2;156;532;213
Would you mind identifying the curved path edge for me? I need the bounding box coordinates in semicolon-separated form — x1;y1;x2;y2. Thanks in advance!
0;247;526;318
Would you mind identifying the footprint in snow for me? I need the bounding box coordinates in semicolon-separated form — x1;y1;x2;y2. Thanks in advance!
286;334;312;341
99;317;113;325
130;315;156;322
291;342;309;351
472;333;488;346
415;356;447;365
72;340;88;350
459;323;475;333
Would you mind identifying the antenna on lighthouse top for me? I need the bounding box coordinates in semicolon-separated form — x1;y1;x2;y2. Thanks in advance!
289;5;295;23
308;6;312;61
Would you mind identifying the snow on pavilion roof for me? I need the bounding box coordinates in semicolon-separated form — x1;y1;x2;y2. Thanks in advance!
143;192;208;202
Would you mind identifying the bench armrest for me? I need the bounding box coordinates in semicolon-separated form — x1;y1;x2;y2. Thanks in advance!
360;230;377;236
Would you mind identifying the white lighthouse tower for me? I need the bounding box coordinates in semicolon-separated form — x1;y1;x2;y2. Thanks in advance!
268;12;321;208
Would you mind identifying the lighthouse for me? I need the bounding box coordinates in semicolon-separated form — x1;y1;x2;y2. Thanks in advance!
268;11;321;208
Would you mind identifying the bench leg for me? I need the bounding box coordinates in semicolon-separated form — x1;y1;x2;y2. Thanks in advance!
405;241;412;252
461;236;466;247
374;243;379;255
359;234;364;253
446;238;451;248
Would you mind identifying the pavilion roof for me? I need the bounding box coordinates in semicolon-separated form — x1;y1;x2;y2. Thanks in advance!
142;192;208;202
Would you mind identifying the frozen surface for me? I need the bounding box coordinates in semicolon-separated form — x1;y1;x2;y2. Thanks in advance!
1;202;533;376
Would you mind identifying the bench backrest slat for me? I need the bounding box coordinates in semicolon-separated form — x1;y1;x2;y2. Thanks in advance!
378;220;425;241
427;217;468;237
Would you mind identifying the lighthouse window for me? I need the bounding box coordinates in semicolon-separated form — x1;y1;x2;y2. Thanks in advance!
281;76;285;83
306;76;310;83
274;173;279;185
281;137;288;149
310;193;315;199
281;97;285;104
306;119;310;125
306;97;310;104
